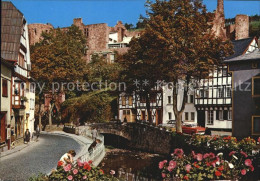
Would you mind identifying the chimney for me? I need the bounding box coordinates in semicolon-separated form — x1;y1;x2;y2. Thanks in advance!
235;15;249;40
212;0;226;40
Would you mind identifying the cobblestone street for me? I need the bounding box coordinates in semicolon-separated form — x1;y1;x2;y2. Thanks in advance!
0;133;82;181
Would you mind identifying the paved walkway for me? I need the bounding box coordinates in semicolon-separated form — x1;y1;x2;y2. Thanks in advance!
0;133;82;181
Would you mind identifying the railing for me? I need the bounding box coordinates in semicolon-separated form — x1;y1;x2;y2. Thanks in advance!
77;126;105;166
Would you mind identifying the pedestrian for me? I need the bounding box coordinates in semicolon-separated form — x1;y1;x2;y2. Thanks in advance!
36;125;40;141
91;128;98;141
24;129;30;143
88;140;97;154
59;150;76;166
124;116;127;123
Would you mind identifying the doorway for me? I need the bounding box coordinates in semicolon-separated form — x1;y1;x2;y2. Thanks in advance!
197;110;205;127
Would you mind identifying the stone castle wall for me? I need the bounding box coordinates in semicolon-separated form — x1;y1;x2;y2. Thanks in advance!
28;23;53;45
235;15;249;40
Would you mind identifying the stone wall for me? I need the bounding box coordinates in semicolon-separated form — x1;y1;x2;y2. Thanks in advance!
90;123;173;155
235;15;249;40
28;23;53;45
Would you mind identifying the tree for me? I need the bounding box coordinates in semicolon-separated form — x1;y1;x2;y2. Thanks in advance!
61;54;123;124
30;25;87;127
136;14;148;29
122;0;233;132
124;23;135;30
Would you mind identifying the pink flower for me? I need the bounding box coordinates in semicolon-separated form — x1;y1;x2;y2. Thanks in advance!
73;169;78;175
169;160;177;168
83;175;87;179
173;148;184;158
229;151;236;156
209;152;215;159
191;151;197;159
240;151;248;158
250;165;254;171
110;170;115;175
67;175;73;180
241;169;247;175
245;159;252;166
185;164;192;172
162;173;166;178
203;153;209;159
63;164;71;172
77;159;83;167
197;153;203;161
258;137;260;144
159;161;165;169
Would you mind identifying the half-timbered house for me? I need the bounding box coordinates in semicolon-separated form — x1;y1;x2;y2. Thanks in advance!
195;37;259;130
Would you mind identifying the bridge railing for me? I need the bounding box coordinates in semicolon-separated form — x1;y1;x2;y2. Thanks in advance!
77;126;105;166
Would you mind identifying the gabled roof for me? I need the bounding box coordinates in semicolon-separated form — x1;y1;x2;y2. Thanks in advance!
224;49;260;63
1;1;24;61
226;37;256;60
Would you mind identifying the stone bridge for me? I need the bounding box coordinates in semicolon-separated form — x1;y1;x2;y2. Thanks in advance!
89;122;173;155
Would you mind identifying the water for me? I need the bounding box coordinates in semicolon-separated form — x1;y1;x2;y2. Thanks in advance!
101;148;164;181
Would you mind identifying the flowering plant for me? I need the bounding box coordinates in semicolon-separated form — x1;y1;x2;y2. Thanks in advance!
159;148;255;181
37;159;118;181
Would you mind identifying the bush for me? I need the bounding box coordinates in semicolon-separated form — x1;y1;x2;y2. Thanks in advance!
159;148;256;181
30;160;118;181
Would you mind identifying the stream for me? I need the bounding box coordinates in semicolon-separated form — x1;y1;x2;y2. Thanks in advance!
101;147;165;181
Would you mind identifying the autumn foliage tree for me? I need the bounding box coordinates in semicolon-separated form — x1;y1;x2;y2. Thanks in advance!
122;0;233;132
30;25;87;127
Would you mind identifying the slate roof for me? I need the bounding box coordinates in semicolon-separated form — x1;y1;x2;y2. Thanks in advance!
225;49;260;62
1;1;24;61
225;37;255;60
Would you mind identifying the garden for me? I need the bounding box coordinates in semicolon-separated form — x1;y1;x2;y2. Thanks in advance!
159;134;260;180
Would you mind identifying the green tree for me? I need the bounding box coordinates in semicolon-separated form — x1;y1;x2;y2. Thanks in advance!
122;0;233;132
30;25;87;127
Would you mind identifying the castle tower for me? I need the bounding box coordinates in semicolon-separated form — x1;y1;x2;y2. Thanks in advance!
235;15;249;40
212;0;227;40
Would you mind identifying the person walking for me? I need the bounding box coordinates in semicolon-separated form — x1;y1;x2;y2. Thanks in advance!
91;128;98;141
24;129;30;143
36;125;40;141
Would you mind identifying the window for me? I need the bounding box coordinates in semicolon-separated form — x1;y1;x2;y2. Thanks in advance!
219;110;223;120
2;79;8;97
122;96;126;106
226;87;232;97
128;96;133;106
168;96;171;104
185;112;189;121
199;90;204;98
30;99;35;110
150;93;156;103
252;77;260;96
110;54;115;63
30;83;35;93
168;112;172;120
18;53;25;68
223;69;227;76
189;95;194;103
223;110;228;120
218;87;224;98
252;116;260;135
191;112;195;121
207;110;213;125
228;110;232;120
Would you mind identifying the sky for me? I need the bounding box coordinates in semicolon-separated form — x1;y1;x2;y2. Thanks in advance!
9;0;260;28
